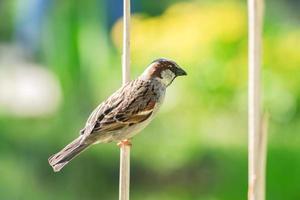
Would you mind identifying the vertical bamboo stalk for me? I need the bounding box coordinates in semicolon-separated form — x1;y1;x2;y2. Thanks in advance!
119;141;131;200
119;0;131;200
122;0;131;85
257;113;269;200
247;0;265;200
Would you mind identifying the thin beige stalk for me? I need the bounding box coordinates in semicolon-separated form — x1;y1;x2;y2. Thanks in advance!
122;0;131;85
247;0;266;199
119;0;131;200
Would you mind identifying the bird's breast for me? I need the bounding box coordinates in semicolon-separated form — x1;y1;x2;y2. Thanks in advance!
112;86;166;142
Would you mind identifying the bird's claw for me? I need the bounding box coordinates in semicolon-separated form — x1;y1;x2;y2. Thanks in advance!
117;139;132;147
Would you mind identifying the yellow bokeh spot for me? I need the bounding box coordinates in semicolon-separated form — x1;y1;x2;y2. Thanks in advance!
111;2;246;68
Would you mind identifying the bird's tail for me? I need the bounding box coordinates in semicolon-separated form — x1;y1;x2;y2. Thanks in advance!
48;136;90;172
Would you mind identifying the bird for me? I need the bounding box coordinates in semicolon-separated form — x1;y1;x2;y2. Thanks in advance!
48;58;187;172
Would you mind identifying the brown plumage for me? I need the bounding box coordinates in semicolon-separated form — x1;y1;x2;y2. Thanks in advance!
48;58;187;172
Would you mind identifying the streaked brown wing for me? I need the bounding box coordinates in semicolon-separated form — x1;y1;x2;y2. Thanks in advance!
90;80;157;133
81;81;132;136
94;100;156;132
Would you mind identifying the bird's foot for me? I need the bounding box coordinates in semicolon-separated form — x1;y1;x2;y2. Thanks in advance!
117;139;132;147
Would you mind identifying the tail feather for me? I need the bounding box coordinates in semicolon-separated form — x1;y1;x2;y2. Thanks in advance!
48;137;90;172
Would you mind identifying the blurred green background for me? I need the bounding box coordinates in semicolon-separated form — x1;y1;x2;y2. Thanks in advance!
0;0;300;199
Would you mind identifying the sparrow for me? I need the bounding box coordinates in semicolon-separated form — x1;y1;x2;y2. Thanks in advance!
48;58;187;172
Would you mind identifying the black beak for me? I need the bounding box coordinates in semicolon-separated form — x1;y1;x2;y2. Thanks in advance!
175;67;187;76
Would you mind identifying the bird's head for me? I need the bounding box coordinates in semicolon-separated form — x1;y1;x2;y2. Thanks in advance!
141;58;187;86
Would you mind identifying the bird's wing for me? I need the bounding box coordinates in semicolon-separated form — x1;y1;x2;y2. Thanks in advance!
92;79;158;133
80;82;128;136
82;79;158;135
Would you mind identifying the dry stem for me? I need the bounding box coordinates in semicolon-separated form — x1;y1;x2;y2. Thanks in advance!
247;0;266;199
119;0;131;200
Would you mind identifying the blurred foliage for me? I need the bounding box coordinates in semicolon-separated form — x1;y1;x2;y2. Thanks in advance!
0;0;300;199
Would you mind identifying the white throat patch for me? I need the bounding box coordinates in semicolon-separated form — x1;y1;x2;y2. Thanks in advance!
159;69;175;86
